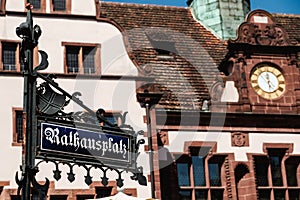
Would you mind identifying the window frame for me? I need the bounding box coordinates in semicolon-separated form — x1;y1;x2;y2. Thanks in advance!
50;0;71;14
0;40;39;73
62;42;101;75
0;41;22;72
174;142;226;200
12;107;24;146
101;111;122;127
253;143;300;200
76;195;95;200
49;195;68;200
0;0;6;14
25;0;46;12
146;31;177;59
95;186;113;198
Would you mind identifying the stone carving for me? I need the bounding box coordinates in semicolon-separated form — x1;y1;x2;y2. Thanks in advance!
238;23;288;46
231;132;248;147
157;130;169;146
233;10;290;46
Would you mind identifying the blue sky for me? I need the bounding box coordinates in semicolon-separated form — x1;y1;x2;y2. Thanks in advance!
104;0;300;14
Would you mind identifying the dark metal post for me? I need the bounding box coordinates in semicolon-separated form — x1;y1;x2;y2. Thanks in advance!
136;91;162;199
22;6;36;200
15;4;45;199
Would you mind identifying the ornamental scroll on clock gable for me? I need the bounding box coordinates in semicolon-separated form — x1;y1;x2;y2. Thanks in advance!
214;9;300;114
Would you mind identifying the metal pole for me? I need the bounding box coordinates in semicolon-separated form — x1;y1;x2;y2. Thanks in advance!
22;12;35;200
22;49;36;200
16;5;38;200
145;103;156;199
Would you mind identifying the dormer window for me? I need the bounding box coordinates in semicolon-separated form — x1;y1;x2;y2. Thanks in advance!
146;31;177;59
154;47;174;58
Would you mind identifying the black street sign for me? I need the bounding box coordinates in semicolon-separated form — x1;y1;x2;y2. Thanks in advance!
37;119;136;170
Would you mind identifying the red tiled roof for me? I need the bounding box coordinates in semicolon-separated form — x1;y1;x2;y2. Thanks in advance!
100;2;226;110
99;3;300;110
273;14;300;45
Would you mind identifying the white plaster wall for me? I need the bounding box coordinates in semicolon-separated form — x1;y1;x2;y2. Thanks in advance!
6;0;96;16
166;131;300;162
0;77;23;186
72;0;96;16
48;78;146;131
0;16;137;76
5;0;25;12
35;16;137;76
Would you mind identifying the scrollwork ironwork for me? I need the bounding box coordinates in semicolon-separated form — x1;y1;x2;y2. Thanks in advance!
15;166;50;200
32;156;147;187
15;4;147;200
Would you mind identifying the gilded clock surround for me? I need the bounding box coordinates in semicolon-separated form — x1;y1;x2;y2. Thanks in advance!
250;64;285;100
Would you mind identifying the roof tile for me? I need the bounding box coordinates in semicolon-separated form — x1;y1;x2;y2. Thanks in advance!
99;3;300;110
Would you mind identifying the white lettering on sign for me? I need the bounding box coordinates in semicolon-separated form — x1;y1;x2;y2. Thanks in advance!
43;126;128;159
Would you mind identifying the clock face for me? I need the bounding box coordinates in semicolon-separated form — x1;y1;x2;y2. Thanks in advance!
250;65;285;99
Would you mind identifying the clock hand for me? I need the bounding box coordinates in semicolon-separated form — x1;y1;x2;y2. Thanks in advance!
260;74;272;90
265;73;277;89
265;73;273;90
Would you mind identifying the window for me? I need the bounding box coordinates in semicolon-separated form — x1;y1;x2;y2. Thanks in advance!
146;31;177;59
152;41;176;59
26;0;46;12
97;110;122;127
1;42;24;72
10;196;21;200
175;146;225;200
51;0;71;13
95;187;112;198
50;195;68;200
154;48;173;57
103;112;122;127
53;0;65;11
76;195;94;200
12;108;23;146
30;0;41;9
63;43;101;75
254;148;300;200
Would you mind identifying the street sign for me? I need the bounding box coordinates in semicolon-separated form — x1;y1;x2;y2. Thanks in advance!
37;119;136;170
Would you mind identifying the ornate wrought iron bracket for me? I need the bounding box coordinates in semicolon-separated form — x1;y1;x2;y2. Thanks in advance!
15;4;147;200
15;167;50;200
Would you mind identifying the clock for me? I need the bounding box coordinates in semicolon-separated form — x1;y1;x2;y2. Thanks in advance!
250;65;285;99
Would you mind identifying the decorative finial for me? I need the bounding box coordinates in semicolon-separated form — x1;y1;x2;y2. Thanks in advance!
25;3;33;10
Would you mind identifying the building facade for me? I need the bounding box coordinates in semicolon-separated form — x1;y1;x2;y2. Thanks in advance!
0;0;299;200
